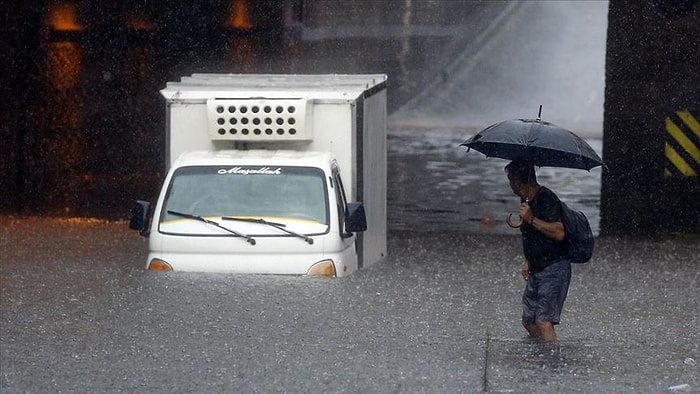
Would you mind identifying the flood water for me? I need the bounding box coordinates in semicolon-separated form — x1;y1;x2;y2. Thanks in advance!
387;126;603;235
1;214;697;393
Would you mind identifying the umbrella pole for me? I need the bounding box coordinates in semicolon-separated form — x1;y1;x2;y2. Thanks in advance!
537;105;542;121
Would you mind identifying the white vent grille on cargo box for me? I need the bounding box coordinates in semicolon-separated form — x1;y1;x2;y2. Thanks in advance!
207;99;312;141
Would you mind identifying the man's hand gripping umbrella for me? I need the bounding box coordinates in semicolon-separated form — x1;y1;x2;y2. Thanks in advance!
506;198;530;228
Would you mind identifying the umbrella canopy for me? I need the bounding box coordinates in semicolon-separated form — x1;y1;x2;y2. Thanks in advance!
460;118;605;171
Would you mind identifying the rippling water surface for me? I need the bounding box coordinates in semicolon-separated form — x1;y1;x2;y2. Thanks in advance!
387;126;603;235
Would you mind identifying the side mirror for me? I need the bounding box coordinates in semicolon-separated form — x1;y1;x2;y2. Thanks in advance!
344;202;367;235
129;200;151;236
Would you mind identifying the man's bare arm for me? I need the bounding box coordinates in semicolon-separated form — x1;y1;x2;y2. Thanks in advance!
530;217;565;241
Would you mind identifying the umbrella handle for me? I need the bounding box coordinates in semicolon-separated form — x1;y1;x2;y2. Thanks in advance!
506;213;523;228
507;198;530;228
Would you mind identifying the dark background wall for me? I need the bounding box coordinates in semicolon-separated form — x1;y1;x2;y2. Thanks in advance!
601;0;700;236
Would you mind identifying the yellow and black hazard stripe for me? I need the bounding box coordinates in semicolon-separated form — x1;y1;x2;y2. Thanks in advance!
664;110;700;177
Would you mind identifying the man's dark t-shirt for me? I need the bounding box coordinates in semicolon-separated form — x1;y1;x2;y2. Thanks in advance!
520;186;568;272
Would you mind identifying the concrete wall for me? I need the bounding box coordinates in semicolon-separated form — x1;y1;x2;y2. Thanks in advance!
601;0;700;236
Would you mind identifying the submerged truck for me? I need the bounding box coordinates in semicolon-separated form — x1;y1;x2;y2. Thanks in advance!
129;74;387;277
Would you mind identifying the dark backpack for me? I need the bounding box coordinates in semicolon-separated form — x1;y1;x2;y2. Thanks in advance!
560;202;594;264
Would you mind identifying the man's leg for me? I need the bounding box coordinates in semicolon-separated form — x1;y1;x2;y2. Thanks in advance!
533;260;571;342
535;320;557;342
522;273;539;338
522;320;541;338
523;319;556;341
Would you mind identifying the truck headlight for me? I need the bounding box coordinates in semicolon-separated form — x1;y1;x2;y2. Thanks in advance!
148;258;173;271
306;259;336;277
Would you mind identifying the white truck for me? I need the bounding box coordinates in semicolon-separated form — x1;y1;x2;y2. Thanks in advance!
129;74;387;277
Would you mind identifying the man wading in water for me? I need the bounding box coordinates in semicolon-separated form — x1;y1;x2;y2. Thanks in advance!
505;160;571;342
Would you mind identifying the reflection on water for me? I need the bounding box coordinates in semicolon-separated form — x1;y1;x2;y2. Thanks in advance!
387;126;602;234
44;41;82;92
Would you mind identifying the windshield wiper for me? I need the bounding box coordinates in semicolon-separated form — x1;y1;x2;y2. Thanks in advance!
167;210;256;245
222;216;314;245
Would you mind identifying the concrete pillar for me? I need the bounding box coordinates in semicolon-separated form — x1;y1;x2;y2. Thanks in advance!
601;0;700;236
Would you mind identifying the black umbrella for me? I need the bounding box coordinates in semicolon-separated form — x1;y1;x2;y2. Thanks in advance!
460;108;605;171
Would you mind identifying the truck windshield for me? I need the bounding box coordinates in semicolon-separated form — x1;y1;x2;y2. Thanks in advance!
161;166;329;227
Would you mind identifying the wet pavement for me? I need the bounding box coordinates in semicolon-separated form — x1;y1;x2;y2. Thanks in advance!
1;217;699;393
